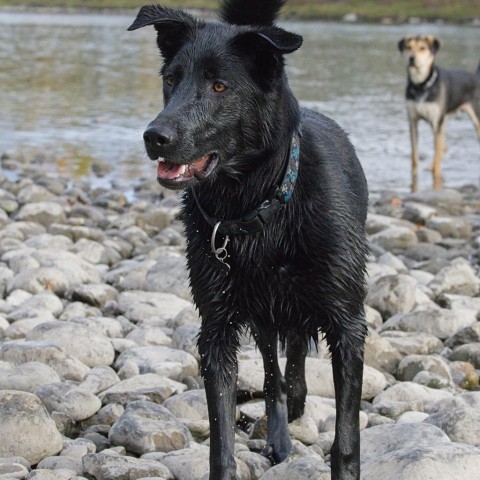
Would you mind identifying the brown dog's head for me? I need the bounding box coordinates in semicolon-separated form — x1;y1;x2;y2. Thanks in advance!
398;35;441;84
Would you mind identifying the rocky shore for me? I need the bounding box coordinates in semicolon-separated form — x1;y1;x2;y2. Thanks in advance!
0;152;480;479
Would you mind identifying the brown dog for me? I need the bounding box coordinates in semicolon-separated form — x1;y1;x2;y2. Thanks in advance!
398;35;480;189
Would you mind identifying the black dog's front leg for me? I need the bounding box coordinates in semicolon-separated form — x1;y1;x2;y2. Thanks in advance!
254;331;292;464
329;327;366;480
198;328;238;480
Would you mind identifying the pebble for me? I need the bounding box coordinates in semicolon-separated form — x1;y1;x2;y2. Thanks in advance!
0;163;479;479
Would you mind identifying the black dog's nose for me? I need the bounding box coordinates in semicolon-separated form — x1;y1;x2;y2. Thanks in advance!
143;125;174;148
408;56;415;66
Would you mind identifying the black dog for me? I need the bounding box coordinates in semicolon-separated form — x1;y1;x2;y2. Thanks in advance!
129;1;368;479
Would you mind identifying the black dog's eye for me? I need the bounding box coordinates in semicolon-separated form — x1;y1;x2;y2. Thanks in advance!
212;82;227;93
165;75;174;87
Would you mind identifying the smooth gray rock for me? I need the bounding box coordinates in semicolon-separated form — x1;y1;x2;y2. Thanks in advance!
0;361;61;392
114;346;198;380
450;343;480;368
366;214;415;235
405;189;463;212
69;283;118;308
15;202;66;227
82;452;173;480
68;238;109;265
144;251;190;300
24;233;72;251
364;330;401;374
163;389;209;421
0;341;90;381
364;305;382;330
126;325;172;347
17;184;55;205
379;308;477;340
425;407;480;445
36;456;82;475
7;291;63;318
103;258;156;291
26;322;115;367
0;462;30;478
236;451;271;480
396;355;452;383
366;274;417;318
71;316;124;339
78;366;120;395
159;446;209;480
428;258;480;297
98;373;187;405
371;400;423;420
426;216;472;239
361;442;480;480
380;331;444;356
372;382;453;407
361;422;450;461
377;252;408;273
0;391;63;465
438;295;480;313
35;381;102;421
109;401;191;455
116;291;193;326
171;324;200;360
288;416;319;445
361;423;480;480
370;226;418;251
401;202;437;225
258;457;330;480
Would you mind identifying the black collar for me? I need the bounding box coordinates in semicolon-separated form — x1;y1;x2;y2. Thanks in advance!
191;128;301;237
408;66;439;93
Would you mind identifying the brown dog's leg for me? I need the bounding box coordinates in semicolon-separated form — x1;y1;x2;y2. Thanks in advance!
462;103;480;139
431;119;446;182
409;117;420;192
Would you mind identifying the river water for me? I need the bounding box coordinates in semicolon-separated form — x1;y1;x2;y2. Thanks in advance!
0;10;479;193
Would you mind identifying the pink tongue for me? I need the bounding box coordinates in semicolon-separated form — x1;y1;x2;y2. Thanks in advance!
157;161;183;180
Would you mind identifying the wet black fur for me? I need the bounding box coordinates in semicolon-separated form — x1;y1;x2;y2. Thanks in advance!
129;2;368;479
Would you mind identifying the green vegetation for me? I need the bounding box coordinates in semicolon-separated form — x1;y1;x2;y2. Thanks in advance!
0;0;479;22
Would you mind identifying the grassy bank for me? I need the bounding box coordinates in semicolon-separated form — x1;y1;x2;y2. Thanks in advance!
0;0;479;22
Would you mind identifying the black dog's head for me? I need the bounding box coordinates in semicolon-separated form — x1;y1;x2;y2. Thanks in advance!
128;1;302;190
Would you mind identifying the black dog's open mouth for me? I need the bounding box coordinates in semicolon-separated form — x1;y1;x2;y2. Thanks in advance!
156;153;218;184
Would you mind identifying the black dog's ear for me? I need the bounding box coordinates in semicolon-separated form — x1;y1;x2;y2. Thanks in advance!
230;26;302;89
128;5;199;59
232;26;303;55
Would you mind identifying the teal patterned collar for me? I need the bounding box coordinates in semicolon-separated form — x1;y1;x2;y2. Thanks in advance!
192;127;301;237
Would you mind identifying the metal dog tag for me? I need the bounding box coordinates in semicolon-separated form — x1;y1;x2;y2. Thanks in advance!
211;222;231;272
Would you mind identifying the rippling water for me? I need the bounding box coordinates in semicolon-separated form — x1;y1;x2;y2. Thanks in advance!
0;10;479;192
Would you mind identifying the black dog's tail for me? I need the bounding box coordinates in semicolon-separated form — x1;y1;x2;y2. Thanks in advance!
477;61;480;75
219;0;285;25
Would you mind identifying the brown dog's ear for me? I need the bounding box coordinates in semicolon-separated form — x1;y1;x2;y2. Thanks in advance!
425;35;441;54
128;5;200;59
398;37;409;52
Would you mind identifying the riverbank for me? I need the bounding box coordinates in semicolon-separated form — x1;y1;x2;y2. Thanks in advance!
0;0;479;24
0;150;480;479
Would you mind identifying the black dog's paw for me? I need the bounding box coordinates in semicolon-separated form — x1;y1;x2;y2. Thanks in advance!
261;437;292;465
287;396;306;422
